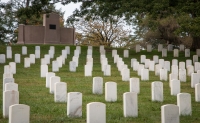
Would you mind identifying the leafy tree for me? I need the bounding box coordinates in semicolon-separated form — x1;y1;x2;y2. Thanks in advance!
63;0;200;50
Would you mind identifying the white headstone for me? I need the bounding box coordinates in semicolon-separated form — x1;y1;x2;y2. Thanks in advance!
48;50;54;59
144;59;150;69
65;46;70;54
179;62;185;70
179;69;186;82
194;62;200;72
137;64;144;76
52;61;59;72
14;54;20;63
35;46;40;58
191;73;200;88
6;46;12;59
54;82;67;102
122;68;130;81
196;49;200;57
105;82;117;102
162;49;167;57
3;73;13;80
123;92;138;117
133;61;139;71
180;44;184;51
69;61;77;72
50;76;60;94
41;65;48;77
155;64;161;76
158;44;163;52
104;65;111;76
29;54;35;64
130;78;140;94
85;64;92;76
140;55;146;63
185;49;190;57
124;50;129;58
9;62;16;74
135;44;140;53
131;58;137;67
195;83;200;102
164;61;170;71
149;61;155;71
72;56;79;67
147;44;152;52
93;77;103;94
186;59;192;68
44;54;50;64
3;78;14;91
193;55;198;64
177;93;192;116
161;104;179;123
112;50;117;57
171;79;180;96
46;72;55;88
187;65;194;76
5;83;18;91
153;55;159;64
3;90;19;118
169;74;178;87
174;49;179;57
9;104;30;123
151;81;163;102
0;54;6;63
4;65;11;74
168;44;173;51
160;69;168;81
86;102;106;123
172;59;178;66
159;59;165;68
171;65;178;76
141;69;149;81
22;46;27;55
67;92;82;117
41;58;46;65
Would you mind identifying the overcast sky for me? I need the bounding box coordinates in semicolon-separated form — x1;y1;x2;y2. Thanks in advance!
1;0;81;21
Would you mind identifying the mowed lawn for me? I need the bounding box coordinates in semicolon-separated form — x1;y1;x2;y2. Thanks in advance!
0;44;200;123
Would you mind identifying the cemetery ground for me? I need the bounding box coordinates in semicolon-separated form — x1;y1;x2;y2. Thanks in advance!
0;45;200;123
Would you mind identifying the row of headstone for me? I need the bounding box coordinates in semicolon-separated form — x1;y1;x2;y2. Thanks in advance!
85;46;93;76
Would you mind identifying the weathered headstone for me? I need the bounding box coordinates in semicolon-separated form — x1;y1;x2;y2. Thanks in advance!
54;82;67;102
93;77;103;94
67;92;82;117
4;65;11;74
180;44;185;51
161;104;179;123
9;104;30;123
194;62;200;72
168;44;173;51
151;81;163;102
196;49;200;57
123;92;138;117
86;102;106;123
105;82;117;102
193;55;198;64
3;90;19;118
177;93;192;116
3;73;13;80
179;62;185;70
5;83;18;91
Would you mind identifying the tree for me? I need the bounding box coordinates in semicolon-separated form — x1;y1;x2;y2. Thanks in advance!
67;15;131;47
63;0;200;50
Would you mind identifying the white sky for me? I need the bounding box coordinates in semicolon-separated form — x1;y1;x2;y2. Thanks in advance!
1;0;81;22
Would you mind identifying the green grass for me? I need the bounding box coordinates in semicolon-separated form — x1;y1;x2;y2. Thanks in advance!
0;44;200;123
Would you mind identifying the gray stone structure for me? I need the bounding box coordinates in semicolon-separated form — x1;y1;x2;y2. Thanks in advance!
18;13;75;45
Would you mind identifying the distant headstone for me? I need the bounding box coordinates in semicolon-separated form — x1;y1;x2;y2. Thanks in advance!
193;55;198;64
180;44;184;51
147;44;152;52
130;78;140;94
124;50;129;58
0;54;6;63
169;74;178;87
164;61;170;71
6;46;12;59
104;65;111;76
54;82;67;102
194;62;200;72
171;79;180;96
167;44;173;51
137;64;144;76
177;93;192;116
86;102;106;123
179;62;185;70
179;69;186;82
41;65;48;77
133;61;139;71
161;104;179;123
112;50;117;57
122;68;130;81
158;44;163;52
155;64;161;76
151;81;163;102
135;44;140;53
162;49;167;57
50;76;60;94
9;62;16;74
174;49;179;57
159;59;165;68
65;46;70;54
44;54;50;64
186;59;192;68
93;77;103;94
105;82;117;102
67;92;82;117
141;69;149;81
140;55;146;63
85;64;92;76
35;46;40;58
52;60;59;72
185;49;190;57
153;55;159;64
14;54;21;63
3;90;19;118
69;61;76;72
149;61;155;71
46;72;55;88
144;59;150;69
29;54;35;64
171;65;178;76
196;49;200;57
172;59;178;66
123;92;138;117
187;65;194;76
22;46;27;55
9;104;30;123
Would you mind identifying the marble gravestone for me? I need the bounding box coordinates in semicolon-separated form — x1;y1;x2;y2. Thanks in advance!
46;72;55;88
5;83;18;91
54;82;67;102
69;61;77;72
124;50;129;58
161;104;179;123
177;93;192;116
195;83;200;102
151;81;163;102
22;46;27;55
0;54;6;63
15;54;21;63
171;79;180;96
50;76;60;94
130;78;140;94
93;77;103;94
41;65;48;78
105;82;117;102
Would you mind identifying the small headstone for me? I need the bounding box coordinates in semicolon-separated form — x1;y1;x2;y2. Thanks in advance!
174;49;179;57
9;62;16;74
104;65;111;76
3;73;13;80
105;82;117;102
135;44;140;53
137;64;144;76
54;82;67;102
158;44;163;52
4;65;11;74
168;44;173;51
65;46;70;54
112;50;117;57
122;68;130;81
29;54;35;64
185;49;190;57
87;49;93;55
187;65;194;76
144;59;150;69
169;74;178;87
155;64;161;76
195;83;200;102
160;69;168;81
130;78;140;94
44;54;50;64
123;92;138;117
85;64;92;76
5;83;18;91
67;92;82;117
41;58;47;65
48;50;54;59
131;58;137;67
0;54;6;63
9;104;30;123
171;65;178;75
72;56;79;67
22;46;27;55
194;62;200;72
133;61;139;71
191;73;200;88
69;61;76;72
180;44;184;51
149;61;155;71
50;76;60;94
35;46;40;58
164;61;170;71
186;59;192;68
86;102;106;123
62;50;67;59
3;90;19;118
41;65;48;77
177;93;192;116
52;61;59;72
93;77;103;94
171;79;180;96
151;81;163;102
159;59;165;68
196;49;200;57
153;55;159;64
179;62;185;70
124;50;129;58
14;54;21;63
46;72;55;88
162;49;167;57
147;44;152;52
179;69;186;82
141;69;149;81
161;104;179;123
172;59;178;66
3;78;14;91
6;46;12;59
193;55;198;64
140;55;146;63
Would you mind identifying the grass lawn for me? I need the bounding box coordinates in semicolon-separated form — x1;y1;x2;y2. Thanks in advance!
0;44;200;123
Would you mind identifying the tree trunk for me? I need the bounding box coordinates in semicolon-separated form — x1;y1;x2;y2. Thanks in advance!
191;36;200;51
